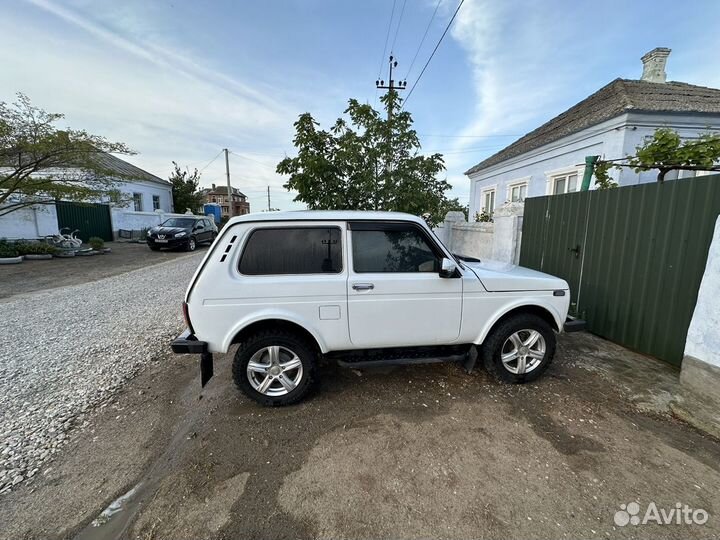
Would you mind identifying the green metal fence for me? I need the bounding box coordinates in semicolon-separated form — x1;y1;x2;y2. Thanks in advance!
56;201;113;242
520;174;720;366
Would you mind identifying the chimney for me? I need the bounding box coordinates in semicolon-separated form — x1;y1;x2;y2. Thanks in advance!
640;47;671;83
211;183;216;190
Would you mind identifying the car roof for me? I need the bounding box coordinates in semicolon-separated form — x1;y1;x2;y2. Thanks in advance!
225;210;427;226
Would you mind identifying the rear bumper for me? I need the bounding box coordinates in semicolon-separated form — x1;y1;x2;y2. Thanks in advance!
171;328;208;354
171;329;214;386
563;317;587;333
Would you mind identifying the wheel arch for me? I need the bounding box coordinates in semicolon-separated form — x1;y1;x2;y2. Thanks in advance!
228;317;324;354
474;303;561;346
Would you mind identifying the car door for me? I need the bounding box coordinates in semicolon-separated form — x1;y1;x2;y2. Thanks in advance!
193;220;207;241
346;221;462;348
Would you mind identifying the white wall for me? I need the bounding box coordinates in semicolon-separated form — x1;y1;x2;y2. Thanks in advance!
467;111;720;218
467;114;626;218
115;179;174;213
110;208;192;237
684;216;720;368
0;204;59;239
434;203;524;264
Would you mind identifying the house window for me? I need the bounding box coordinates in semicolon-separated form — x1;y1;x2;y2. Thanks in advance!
133;193;142;212
552;173;578;195
508;182;528;202
211;196;216;203
152;195;160;210
481;188;496;215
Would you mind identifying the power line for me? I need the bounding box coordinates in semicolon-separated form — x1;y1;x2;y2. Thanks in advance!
197;149;224;173
418;133;523;138
389;0;407;54
405;0;441;78
403;0;465;107
376;0;397;78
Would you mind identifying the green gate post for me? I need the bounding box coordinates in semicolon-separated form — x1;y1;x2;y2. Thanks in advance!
581;155;598;191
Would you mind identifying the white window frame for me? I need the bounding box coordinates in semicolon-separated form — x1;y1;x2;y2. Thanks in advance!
132;192;143;212
479;185;497;216
506;176;530;203
544;166;583;196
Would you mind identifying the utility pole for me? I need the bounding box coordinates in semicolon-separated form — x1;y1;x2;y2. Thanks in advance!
375;55;407;121
267;186;271;211
223;148;233;218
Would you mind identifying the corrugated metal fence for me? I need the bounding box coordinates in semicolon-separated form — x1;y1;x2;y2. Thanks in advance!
56;201;113;242
520;174;720;366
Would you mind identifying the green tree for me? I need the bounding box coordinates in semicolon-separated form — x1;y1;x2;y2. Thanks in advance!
169;161;203;213
0;93;133;216
594;128;720;186
277;91;456;225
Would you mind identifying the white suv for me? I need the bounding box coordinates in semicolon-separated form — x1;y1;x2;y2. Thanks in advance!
171;211;583;406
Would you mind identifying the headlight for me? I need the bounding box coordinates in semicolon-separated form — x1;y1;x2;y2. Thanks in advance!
174;231;187;238
146;230;152;236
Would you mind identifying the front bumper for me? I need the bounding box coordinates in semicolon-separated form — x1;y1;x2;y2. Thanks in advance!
171;329;214;386
563;316;587;333
147;237;188;249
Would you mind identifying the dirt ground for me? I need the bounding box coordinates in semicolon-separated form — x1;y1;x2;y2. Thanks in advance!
1;333;718;540
0;242;207;301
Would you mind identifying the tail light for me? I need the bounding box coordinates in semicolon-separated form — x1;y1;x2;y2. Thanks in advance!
182;301;196;335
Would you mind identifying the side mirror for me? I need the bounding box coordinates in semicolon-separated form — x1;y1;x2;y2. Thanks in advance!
439;257;459;278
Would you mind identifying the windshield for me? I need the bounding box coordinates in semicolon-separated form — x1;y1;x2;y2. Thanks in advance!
160;218;196;228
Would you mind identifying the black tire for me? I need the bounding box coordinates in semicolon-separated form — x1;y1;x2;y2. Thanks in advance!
148;244;161;251
232;330;317;406
185;236;197;252
481;313;556;383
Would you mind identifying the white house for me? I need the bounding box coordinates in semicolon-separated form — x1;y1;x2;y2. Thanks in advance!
0;153;174;240
466;48;720;219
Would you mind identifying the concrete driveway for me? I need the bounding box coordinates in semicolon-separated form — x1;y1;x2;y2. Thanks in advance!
2;330;718;540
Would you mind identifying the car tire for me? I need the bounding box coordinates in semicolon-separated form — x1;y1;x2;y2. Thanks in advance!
148;244;161;251
185;237;197;252
232;330;317;406
481;313;556;384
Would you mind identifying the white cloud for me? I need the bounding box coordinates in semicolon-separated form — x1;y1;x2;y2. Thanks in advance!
0;0;306;209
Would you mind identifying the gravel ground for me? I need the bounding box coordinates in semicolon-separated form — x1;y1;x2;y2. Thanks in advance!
0;253;202;494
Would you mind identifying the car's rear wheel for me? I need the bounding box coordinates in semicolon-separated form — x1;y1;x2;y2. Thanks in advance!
481;313;556;383
185;236;197;252
232;331;317;406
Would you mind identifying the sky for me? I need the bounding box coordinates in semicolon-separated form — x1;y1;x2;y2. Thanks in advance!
1;0;719;212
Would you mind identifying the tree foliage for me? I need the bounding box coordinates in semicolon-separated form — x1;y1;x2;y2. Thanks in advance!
277;91;456;225
594;128;720;186
169;161;203;213
0;93;133;216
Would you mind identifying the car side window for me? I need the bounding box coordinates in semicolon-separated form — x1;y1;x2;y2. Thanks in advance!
239;227;342;275
351;226;440;273
204;219;212;229
195;220;204;229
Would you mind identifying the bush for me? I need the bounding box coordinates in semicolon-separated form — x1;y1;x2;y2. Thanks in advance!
16;242;58;255
0;239;19;258
89;236;105;250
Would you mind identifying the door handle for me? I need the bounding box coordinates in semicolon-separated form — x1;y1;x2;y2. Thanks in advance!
568;244;581;259
352;283;375;291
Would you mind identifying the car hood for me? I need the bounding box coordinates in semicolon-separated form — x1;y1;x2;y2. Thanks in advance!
151;226;187;235
464;259;568;292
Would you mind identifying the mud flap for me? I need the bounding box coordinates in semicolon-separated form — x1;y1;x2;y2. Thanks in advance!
463;345;479;374
200;352;214;387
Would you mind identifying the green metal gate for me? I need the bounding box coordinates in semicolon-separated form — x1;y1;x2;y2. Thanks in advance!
520;174;720;366
56;201;113;243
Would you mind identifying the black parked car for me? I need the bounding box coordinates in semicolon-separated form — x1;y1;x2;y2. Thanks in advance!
146;216;218;252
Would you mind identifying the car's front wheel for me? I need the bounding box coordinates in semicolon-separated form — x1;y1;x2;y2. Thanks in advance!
481;313;556;383
185;236;197;252
232;331;317;406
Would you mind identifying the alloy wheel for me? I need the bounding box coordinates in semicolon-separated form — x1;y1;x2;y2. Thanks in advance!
246;345;304;396
500;329;546;375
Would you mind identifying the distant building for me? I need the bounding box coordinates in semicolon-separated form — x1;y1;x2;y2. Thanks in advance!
465;48;720;219
200;183;250;217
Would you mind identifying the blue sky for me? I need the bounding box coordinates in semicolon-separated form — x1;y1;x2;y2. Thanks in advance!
1;0;719;211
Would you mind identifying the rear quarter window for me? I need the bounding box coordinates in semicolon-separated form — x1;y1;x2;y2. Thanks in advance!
238;227;342;275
